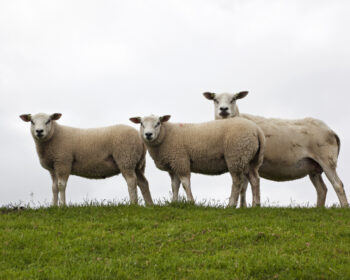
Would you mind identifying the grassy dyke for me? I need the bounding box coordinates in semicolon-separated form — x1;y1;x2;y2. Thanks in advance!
0;203;349;280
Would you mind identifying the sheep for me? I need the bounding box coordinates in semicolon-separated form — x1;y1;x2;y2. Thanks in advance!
19;113;153;206
203;92;349;207
129;114;265;207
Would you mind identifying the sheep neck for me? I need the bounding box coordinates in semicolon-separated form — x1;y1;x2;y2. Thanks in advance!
233;105;240;117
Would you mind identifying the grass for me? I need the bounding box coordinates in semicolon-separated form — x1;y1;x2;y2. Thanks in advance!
0;202;349;280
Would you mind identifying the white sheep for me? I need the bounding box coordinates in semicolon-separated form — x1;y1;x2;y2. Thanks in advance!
204;92;349;207
130;115;265;207
20;113;153;206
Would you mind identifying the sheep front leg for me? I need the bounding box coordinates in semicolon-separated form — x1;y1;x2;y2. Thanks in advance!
49;171;58;206
56;175;69;207
122;170;138;205
55;165;71;207
179;175;194;202
169;173;181;202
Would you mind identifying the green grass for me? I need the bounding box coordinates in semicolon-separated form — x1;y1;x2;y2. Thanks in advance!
0;203;349;280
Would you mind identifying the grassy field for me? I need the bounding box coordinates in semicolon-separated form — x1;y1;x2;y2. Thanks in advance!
0;203;349;280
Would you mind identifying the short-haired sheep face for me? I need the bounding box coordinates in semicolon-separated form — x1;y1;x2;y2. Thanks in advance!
132;115;171;143
20;113;62;141
20;113;153;207
130;114;265;207
203;91;248;120
203;92;349;208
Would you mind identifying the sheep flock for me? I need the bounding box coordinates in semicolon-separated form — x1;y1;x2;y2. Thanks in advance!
20;92;348;208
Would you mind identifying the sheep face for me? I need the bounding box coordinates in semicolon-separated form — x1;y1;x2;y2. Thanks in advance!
20;113;62;141
203;91;248;119
130;115;171;143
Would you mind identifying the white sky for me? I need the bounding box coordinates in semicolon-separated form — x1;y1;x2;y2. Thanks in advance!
1;0;349;207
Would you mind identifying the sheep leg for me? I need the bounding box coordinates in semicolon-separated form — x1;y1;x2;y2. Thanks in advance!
169;173;181;202
247;169;261;207
239;177;249;208
321;167;348;207
135;169;153;206
56;174;69;207
49;171;58;206
122;170;138;205
54;164;71;207
179;175;194;202
50;171;58;207
309;173;328;207
228;173;244;208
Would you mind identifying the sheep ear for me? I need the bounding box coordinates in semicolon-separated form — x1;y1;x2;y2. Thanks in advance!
233;91;248;100
20;114;32;122
203;92;216;100
50;113;62;121
160;115;171;123
129;117;141;124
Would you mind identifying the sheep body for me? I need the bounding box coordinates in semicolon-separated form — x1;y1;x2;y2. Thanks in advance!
204;92;348;207
131;115;265;207
241;114;338;181
36;124;144;178
147;119;264;175
20;113;153;206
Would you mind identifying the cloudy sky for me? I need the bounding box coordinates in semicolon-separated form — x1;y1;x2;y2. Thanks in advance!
1;0;349;207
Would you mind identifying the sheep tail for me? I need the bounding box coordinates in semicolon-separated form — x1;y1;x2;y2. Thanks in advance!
251;127;266;172
136;143;147;173
333;132;341;157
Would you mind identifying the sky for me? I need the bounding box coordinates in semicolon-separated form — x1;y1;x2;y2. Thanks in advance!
1;0;349;207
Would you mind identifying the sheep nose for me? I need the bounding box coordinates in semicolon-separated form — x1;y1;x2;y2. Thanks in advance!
36;129;44;137
220;107;228;112
145;133;153;139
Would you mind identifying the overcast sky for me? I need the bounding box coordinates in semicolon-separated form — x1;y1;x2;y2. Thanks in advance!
1;0;349;207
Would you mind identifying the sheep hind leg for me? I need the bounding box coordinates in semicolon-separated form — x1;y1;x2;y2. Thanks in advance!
309;173;328;207
179;175;194;203
169;173;181;202
135;169;153;206
321;166;348;207
122;169;138;205
228;173;244;208
239;178;249;208
247;169;261;207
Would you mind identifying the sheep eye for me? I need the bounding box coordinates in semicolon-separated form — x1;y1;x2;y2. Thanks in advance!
141;122;144;128
155;122;160;128
214;99;219;104
30;120;35;125
230;98;236;104
45;119;51;125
